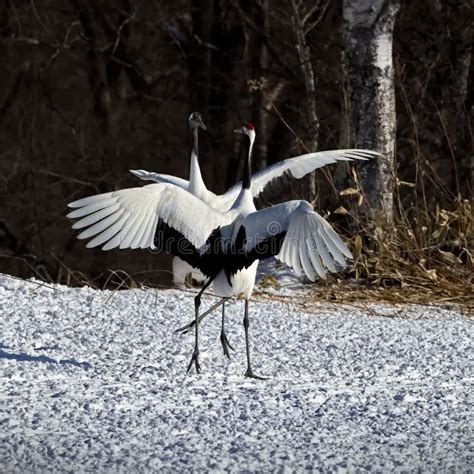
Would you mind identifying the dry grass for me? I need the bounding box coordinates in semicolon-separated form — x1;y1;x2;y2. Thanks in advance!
253;189;473;315
304;280;473;314
288;196;473;314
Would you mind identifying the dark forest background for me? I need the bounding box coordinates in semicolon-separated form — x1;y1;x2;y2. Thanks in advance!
0;0;472;289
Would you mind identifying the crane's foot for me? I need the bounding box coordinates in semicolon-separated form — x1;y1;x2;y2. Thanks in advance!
244;368;267;380
220;331;235;359
186;349;201;374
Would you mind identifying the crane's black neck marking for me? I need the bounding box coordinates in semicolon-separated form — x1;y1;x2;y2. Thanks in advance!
190;126;199;157
242;134;253;190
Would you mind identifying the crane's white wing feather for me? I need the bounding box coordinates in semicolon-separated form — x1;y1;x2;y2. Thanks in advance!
240;201;353;281
130;150;379;211
130;169;227;211
221;149;380;207
67;184;230;251
129;170;190;190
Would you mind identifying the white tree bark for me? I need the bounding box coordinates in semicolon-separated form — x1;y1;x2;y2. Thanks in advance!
343;0;400;220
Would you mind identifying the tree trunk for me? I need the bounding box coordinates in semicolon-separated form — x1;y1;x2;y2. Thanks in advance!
291;1;320;203
343;0;400;220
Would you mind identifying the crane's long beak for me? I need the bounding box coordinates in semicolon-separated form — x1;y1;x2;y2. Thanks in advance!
233;128;243;134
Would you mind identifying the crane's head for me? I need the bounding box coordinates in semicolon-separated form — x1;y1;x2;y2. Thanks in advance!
233;122;256;141
188;111;207;131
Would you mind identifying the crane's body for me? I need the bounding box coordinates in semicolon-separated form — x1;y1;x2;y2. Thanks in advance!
214;182;259;301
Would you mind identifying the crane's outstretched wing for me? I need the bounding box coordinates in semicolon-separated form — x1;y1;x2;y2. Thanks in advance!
129;170;190;190
129;169;224;210
221;149;380;207
228;200;352;282
67;183;231;277
130;150;379;211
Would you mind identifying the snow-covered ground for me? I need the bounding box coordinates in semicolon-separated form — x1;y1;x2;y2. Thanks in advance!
0;274;472;472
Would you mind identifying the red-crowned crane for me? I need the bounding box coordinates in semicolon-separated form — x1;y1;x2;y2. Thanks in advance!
131;115;378;357
67;123;378;379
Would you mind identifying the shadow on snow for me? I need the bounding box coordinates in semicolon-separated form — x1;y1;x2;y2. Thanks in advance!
0;343;92;370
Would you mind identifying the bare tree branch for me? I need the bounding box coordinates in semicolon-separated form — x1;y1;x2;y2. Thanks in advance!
111;2;136;57
228;0;296;79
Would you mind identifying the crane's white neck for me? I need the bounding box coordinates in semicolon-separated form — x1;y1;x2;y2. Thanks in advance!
231;187;256;213
188;126;207;196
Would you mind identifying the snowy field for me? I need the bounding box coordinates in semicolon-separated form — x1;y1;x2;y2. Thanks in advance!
0;273;472;472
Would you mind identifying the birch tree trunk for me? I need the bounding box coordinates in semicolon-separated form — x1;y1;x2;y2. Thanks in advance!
343;0;400;220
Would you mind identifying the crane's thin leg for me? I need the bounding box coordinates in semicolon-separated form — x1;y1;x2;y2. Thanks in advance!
186;276;215;374
243;299;266;380
176;297;230;334
220;302;234;359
